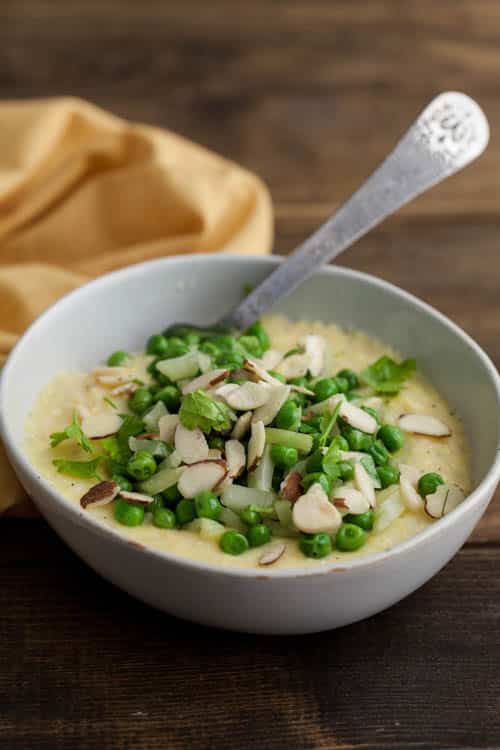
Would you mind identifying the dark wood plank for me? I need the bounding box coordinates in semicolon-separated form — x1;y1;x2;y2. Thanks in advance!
0;522;499;750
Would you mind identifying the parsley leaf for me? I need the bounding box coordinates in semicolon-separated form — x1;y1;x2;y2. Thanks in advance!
361;356;416;394
52;457;102;479
318;401;342;449
179;390;232;434
116;415;145;461
50;413;94;453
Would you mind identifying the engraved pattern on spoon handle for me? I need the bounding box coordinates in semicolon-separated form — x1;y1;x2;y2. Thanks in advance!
224;92;489;331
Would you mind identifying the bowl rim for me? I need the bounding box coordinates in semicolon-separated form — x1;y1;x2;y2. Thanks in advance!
1;253;499;579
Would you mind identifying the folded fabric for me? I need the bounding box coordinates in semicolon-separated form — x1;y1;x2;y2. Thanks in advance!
0;97;273;513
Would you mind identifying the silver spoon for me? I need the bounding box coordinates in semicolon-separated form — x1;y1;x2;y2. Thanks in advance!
167;92;489;337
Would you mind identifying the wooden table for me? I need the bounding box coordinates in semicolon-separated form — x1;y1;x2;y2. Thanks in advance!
1;2;499;748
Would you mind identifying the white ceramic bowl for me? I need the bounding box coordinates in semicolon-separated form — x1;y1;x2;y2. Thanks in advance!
1;255;499;634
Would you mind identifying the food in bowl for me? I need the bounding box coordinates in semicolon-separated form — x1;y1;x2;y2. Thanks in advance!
25;314;470;569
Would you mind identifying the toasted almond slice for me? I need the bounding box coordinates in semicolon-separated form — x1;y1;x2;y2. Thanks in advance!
225;381;271;411
214;383;240;399
177;460;228;498
225;439;246;478
339;450;366;461
290;384;315;396
110;382;138;397
158;414;180;443
252;384;291;426
354;462;376;508
247;420;266;472
275;352;310;380
231;411;253;440
425;484;465;519
292;484;342;534
243;358;284;386
399;476;423;512
259;349;283;370
306;393;346;416
80;480;119;509
259;542;286;566
208;449;222;460
279;471;303;502
332;487;370;514
362;396;384;411
339;399;378;434
399;463;422;486
303;335;326;377
175;423;209;464
119;490;155;506
81;413;123;438
181;368;229;396
93;367;134;387
398;414;451;437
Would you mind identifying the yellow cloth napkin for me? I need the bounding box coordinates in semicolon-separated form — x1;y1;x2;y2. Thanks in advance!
0;97;273;514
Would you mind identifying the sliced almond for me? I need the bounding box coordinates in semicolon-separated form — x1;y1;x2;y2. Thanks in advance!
225;381;271;411
119;490;155;506
208;449;222;460
259;349;283;370
80;480;119;509
399;463;422;486
292;484;342;534
214;383;240;399
92;367;134;387
243;358;284;386
251;384;291;426
76;403;91;420
399;476;423;512
332;487;370;514
354;462;376;508
398;414;451;437
247;420;266;472
81;413;123;439
303;335;326;377
339;398;378;435
259;542;286;566
175;423;209;464
290;384;315;396
177;460;228;498
110;382;138;397
225;439;246;478
425;484;465;519
275;352;310;380
279;471;303;502
181;368;229;396
362;396;384;411
231;410;253;440
306;393;346;416
158;414;180;443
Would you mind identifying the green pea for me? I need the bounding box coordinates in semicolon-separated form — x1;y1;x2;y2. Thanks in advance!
195;491;222;520
200;341;219;357
418;472;444;497
270;444;299;470
245;320;270;352
345;427;372;452
248;524;271;547
299;422;317;435
335;523;366;551
368;439;390;466
165;337;189;359
126;450;157;481
377;464;400;489
239;335;263;359
362;406;381;425
241;506;262;527
344;511;374;531
112;474;133;492
176;499;196;525
150;495;164;514
334;376;350;393
114;498;145;527
219;530;249;555
268;370;287;384
107;350;129;367
154;385;180;412
306;450;324;474
338;460;355;481
162;484;181;505
331;435;349;452
184;333;200;347
299;532;332;559
289;377;309;388
336;369;359;390
313;378;339;402
153;508;176;529
146;334;169;357
378;424;405;453
301;472;332;495
129;388;154;415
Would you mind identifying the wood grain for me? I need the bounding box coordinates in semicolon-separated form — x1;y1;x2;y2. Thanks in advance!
1;1;499;748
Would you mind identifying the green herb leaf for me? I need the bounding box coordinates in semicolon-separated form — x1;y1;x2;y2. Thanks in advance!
103;397;117;410
360;454;379;483
361;356;416;394
284;347;305;359
179;390;232;434
50;413;94;453
116;415;145;459
318;401;342;448
52;457;102;479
